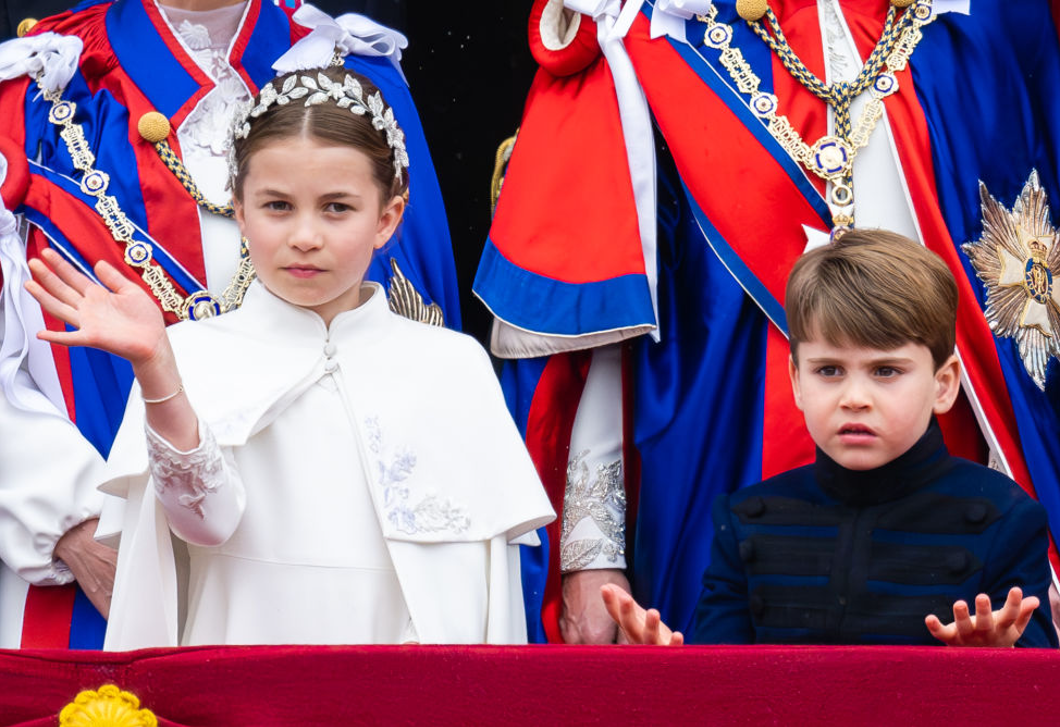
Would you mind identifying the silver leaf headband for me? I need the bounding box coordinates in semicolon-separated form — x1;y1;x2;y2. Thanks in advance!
229;71;410;182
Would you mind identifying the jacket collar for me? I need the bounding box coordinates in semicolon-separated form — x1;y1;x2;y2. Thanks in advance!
105;0;294;127
814;419;956;507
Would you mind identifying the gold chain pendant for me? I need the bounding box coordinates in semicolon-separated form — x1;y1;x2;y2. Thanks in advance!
697;0;936;228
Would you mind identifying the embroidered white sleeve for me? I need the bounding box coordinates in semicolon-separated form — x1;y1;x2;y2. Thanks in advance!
146;421;245;546
560;345;627;572
561;450;626;572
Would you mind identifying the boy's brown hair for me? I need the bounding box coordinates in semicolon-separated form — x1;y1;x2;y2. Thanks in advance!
785;229;958;369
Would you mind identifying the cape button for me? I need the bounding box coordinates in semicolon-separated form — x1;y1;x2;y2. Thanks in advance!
324;359;338;373
17;18;37;37
138;112;172;143
324;342;337;357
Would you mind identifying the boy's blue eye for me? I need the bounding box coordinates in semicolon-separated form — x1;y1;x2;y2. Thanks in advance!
875;366;900;377
814;365;839;377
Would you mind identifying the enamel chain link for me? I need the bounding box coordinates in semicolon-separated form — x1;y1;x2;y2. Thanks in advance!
40;84;254;321
697;0;936;228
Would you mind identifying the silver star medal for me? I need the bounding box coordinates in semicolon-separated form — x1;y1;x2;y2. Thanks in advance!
963;170;1060;390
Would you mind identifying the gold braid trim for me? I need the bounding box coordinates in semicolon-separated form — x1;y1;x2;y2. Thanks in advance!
154;139;235;219
491;130;518;216
387;258;444;326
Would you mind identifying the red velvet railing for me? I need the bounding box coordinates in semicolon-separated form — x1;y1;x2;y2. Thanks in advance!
2;645;1059;725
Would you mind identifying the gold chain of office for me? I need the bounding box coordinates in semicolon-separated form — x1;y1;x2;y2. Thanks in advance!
40;84;253;321
699;0;935;228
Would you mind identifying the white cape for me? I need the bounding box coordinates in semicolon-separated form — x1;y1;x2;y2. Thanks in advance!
99;282;554;648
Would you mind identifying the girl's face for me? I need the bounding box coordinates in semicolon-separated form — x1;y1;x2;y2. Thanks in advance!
234;135;404;325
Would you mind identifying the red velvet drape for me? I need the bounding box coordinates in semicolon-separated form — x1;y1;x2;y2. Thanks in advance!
1;645;1058;725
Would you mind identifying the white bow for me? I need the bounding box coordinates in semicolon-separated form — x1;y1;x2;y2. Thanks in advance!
564;0;620;18
651;0;714;41
0;207;15;239
0;32;82;94
274;4;409;83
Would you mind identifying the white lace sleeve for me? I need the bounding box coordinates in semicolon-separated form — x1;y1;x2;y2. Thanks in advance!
146;421;246;547
560;344;627;573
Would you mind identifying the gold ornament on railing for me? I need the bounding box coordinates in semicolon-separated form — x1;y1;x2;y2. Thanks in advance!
59;684;157;727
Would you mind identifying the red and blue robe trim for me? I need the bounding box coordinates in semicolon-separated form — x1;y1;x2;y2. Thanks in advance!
481;0;1060;641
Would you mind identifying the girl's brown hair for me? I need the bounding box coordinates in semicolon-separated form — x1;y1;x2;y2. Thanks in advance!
785;229;958;370
230;68;408;204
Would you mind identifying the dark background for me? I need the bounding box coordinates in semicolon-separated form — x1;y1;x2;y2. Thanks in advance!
1;0;538;343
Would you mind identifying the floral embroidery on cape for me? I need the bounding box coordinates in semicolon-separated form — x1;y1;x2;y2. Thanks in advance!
365;417;470;536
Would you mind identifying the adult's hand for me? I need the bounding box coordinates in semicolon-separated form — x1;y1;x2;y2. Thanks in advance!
54;518;117;619
560;568;630;644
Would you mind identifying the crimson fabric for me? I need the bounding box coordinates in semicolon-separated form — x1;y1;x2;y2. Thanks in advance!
1;645;1059;725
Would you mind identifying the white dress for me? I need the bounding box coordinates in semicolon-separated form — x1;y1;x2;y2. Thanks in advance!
100;282;554;648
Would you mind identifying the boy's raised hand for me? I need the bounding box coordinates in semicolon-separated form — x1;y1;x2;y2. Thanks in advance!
925;587;1039;647
600;583;684;646
26;248;167;365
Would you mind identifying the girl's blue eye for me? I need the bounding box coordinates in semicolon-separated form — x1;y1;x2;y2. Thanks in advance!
326;202;352;214
265;200;290;211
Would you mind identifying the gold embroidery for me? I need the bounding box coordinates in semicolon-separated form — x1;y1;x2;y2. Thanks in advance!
386;258;444;326
491;131;518;215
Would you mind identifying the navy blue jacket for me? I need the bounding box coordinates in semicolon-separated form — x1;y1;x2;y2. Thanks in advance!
693;424;1058;647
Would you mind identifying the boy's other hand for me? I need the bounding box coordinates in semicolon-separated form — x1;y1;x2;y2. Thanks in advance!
600;583;684;646
925;587;1039;647
560;569;630;644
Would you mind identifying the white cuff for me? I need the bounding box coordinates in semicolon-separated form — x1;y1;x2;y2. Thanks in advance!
559;345;627;572
146;420;245;546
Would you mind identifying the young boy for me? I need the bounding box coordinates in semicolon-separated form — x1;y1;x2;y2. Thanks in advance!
603;230;1058;647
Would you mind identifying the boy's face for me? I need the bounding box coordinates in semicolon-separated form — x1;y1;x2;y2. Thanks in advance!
788;338;960;471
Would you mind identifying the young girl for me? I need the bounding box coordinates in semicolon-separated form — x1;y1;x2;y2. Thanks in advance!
26;67;554;648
